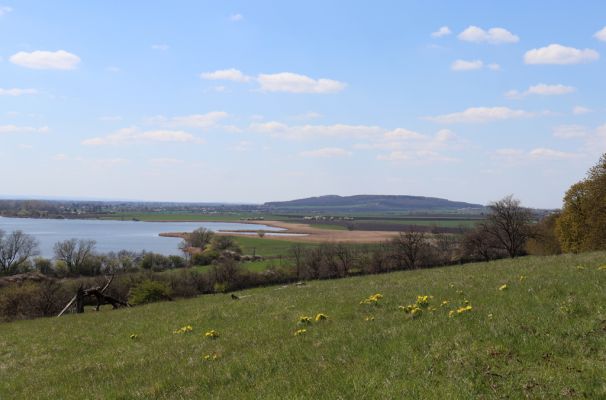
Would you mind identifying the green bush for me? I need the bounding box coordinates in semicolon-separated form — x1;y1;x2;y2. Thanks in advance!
128;280;172;305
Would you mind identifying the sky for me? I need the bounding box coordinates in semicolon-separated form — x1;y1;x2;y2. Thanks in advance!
1;1;605;208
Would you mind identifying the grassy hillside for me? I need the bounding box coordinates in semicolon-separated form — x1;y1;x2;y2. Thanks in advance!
1;253;605;399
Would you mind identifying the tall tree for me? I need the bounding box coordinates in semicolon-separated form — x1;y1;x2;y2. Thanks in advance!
0;230;39;274
557;154;606;252
53;239;96;275
481;195;533;258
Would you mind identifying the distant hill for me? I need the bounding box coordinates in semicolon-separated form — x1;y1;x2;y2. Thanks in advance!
264;195;484;213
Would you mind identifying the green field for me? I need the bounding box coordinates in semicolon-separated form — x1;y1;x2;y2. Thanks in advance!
1;252;605;399
230;236;319;258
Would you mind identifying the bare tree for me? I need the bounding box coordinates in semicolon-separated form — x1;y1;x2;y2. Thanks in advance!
182;228;214;250
462;227;501;261
289;243;305;278
53;239;96;275
0;230;39;275
392;231;429;269
482;195;533;258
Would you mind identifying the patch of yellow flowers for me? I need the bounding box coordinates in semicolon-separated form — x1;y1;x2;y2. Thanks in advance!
203;353;219;361
315;313;328;322
205;330;219;339
360;293;383;305
173;325;193;334
298;316;312;325
294;328;307;336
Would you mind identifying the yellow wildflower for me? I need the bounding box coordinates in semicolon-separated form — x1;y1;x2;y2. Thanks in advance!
205;330;219;339
519;275;526;282
203;353;219;361
576;265;585;270
457;305;472;314
440;300;449;307
173;325;193;334
598;265;606;270
294;328;307;336
315;313;328;322
416;295;432;308
298;316;312;325
498;284;508;291
487;313;493;319
360;293;383;305
364;315;375;321
448;310;455;318
129;334;138;340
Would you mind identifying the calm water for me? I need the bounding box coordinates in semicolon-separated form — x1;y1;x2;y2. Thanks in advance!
0;217;284;258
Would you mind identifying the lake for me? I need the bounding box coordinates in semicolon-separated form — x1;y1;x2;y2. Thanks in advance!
0;217;284;258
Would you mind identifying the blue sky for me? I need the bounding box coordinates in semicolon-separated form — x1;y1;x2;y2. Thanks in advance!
1;1;605;208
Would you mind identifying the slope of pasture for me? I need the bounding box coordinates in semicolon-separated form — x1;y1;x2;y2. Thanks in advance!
1;253;605;399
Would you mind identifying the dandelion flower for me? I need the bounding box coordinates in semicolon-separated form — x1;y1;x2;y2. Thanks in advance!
205;330;219;339
416;295;432;308
440;300;449;307
315;313;328;322
498;284;508;291
298;316;312;325
456;305;472;314
203;353;219;361
294;328;307;336
173;325;194;334
448;310;455;318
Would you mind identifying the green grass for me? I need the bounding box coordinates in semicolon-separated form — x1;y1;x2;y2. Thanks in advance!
2;253;605;399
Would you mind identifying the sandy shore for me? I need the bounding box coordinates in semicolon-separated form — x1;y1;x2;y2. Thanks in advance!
160;220;399;244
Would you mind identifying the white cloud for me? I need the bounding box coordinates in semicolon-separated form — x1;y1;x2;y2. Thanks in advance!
257;72;346;93
431;26;451;38
458;26;519;44
384;128;426;140
494;147;580;162
594;26;606;42
0;88;37;96
9;50;81;70
487;63;501;71
506;83;576;99
300;147;351;158
553;125;588;139
427;107;535;124
250;122;382;139
0;5;12;16
82;128;204;146
524;44;599;65
451;59;483;71
529;148;580;160
149;158;184;165
200;68;251;82
572;106;592;115
0;125;49;134
150;112;230;129
229;13;243;22
377;150;457;163
200;69;346;94
151;44;169;51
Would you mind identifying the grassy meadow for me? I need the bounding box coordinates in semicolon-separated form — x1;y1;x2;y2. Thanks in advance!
1;252;605;399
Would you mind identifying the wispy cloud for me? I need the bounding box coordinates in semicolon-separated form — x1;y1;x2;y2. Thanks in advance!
426;107;535;124
9;50;81;70
0;88;37;96
524;44;599;65
200;69;346;94
300;147;352;158
82;128;204;146
505;83;576;99
0;5;12;16
0;125;49;134
458;26;519;44
229;13;243;22
151;44;169;51
594;26;606;42
431;26;451;38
